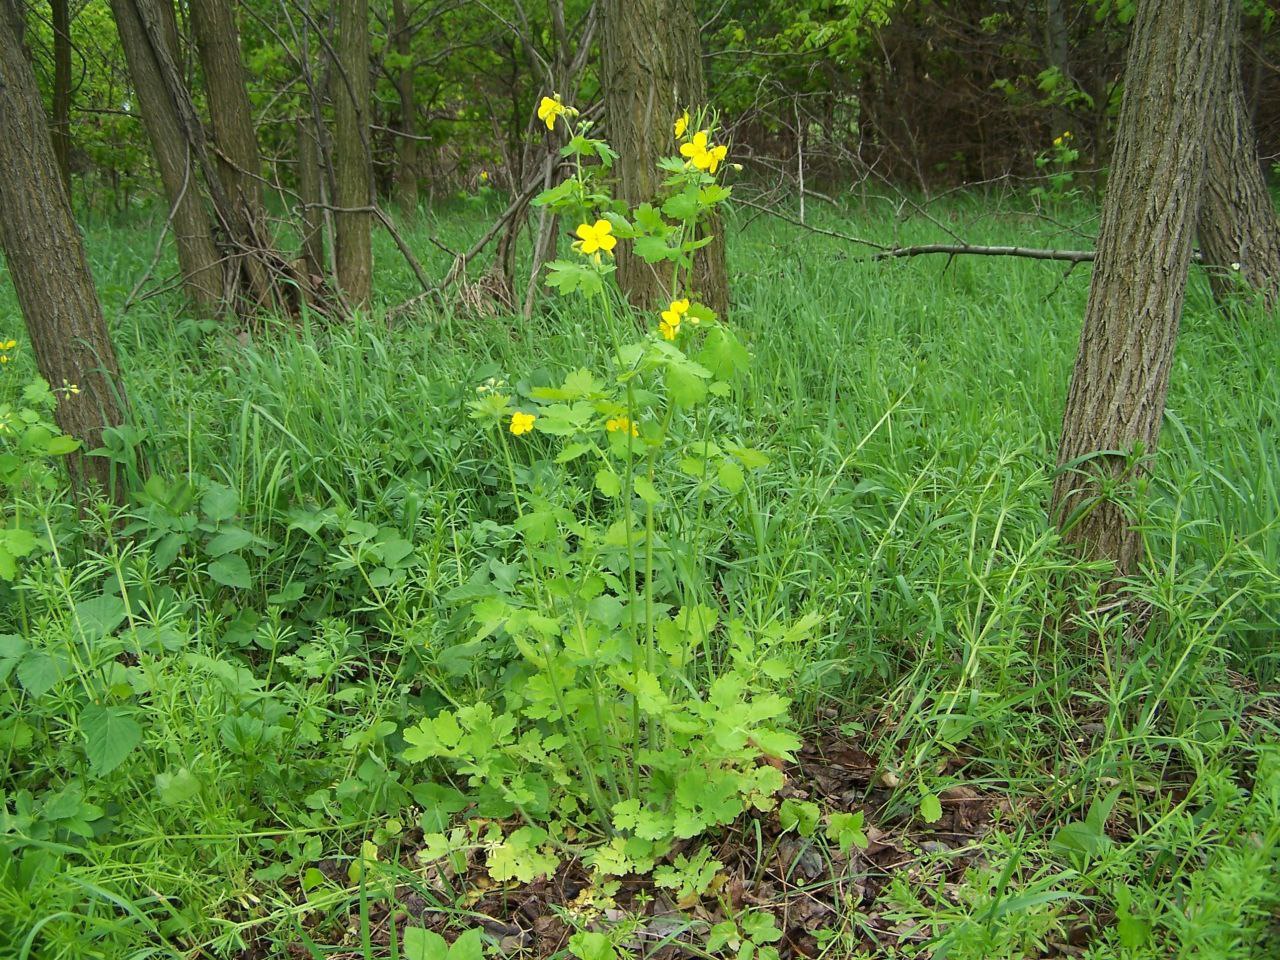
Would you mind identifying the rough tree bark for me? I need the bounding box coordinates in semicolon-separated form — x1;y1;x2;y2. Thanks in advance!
188;0;263;211
297;114;326;279
600;0;728;316
0;0;128;497
51;0;72;195
333;0;372;304
391;0;417;214
109;0;224;313
1196;3;1280;308
1051;0;1234;575
188;0;274;307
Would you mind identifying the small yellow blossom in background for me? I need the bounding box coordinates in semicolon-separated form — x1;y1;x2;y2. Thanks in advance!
509;411;536;436
574;219;616;256
675;110;690;139
0;338;15;364
480;170;489;182
59;380;81;395
1052;131;1072;147
680;131;728;174
659;298;689;340
606;415;639;437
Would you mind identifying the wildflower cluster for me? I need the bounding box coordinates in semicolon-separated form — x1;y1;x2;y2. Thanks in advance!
0;338;15;364
406;100;812;887
1033;129;1080;204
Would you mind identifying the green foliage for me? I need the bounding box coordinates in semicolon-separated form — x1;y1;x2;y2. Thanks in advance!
0;360;80;581
3;188;1280;959
402;108;798;871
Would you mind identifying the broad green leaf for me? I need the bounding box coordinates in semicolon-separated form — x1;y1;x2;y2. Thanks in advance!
201;483;239;522
779;798;820;837
82;703;143;776
206;527;254;557
402;927;449;960
448;928;485;960
155;767;202;805
919;792;943;824
17;651;66;698
633;476;661;505
595;469;621;498
75;594;127;641
208;554;251;590
569;931;617;960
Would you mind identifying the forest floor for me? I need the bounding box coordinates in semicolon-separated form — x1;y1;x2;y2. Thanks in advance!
2;193;1279;959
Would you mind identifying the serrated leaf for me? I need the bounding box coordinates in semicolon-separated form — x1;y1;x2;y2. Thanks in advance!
206;527;254;557
75;594;127;641
595;469;621;498
718;459;745;493
919;792;943;823
82;703;142;776
779;798;820;837
201;483;239;522
208;554;251;590
17;652;66;698
633;476;661;505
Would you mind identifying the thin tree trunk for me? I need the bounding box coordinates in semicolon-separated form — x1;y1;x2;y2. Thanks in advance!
1196;4;1280;308
188;0;274;308
109;0;224;313
0;0;129;498
391;0;417;214
600;0;728;316
188;0;262;209
333;0;372;304
297;114;326;278
1051;0;1234;575
51;0;72;196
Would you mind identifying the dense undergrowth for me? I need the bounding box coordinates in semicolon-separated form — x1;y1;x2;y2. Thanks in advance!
2;185;1279;959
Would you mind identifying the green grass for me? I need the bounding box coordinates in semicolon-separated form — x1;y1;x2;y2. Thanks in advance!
2;192;1278;959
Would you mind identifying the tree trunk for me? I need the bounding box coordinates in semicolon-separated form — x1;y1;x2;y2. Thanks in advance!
297;114;326;279
391;0;417;214
333;0;372;304
188;0;262;210
1051;0;1234;575
600;0;728;316
109;0;224;313
188;0;276;308
51;0;72;196
1196;4;1280;308
0;1;129;498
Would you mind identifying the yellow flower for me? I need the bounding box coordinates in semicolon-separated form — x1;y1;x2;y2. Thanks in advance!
0;338;14;364
480;170;489;182
537;94;567;130
60;379;80;395
509;411;536;436
574;219;616;256
606;415;639;437
679;131;728;173
675;110;690;139
659;298;689;340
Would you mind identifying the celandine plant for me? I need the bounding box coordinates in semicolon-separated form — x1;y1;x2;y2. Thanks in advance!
403;99;818;882
0;337;81;582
